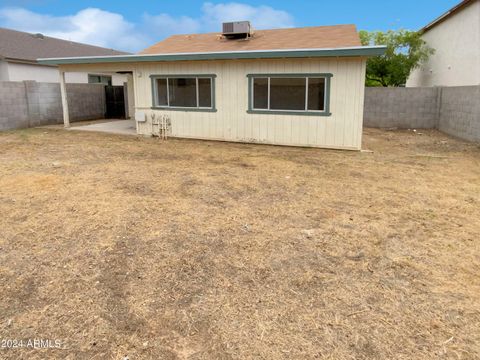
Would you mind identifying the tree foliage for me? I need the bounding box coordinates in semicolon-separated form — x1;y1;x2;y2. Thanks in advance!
360;30;434;87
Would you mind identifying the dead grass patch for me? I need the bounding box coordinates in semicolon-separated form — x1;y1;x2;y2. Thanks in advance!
0;127;479;359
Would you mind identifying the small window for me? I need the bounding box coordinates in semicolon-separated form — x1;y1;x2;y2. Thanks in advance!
248;74;331;115
152;75;215;110
198;78;212;108
155;78;168;106
88;74;112;86
253;77;268;109
307;78;325;111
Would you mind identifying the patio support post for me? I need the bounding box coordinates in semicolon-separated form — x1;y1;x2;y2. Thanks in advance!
59;70;70;128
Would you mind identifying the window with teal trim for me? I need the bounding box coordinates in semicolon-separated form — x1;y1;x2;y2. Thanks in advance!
248;74;331;115
152;75;215;110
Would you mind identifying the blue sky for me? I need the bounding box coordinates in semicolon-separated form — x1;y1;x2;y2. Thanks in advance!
0;0;460;52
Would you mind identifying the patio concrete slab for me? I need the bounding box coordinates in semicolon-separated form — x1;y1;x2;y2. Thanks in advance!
69;119;137;135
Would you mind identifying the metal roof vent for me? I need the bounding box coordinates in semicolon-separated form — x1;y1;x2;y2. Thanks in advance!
222;21;251;39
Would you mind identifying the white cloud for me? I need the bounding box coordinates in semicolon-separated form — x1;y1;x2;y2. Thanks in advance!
201;2;294;30
0;3;294;53
0;7;148;51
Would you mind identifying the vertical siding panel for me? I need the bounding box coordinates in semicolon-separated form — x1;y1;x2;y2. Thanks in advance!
286;61;292;145
278;60;289;145
356;59;367;149
273;60;282;145
228;60;235;140
261;61;275;144
180;63;188;138
229;61;237;141
190;62;198;138
138;64;143;108
222;61;230;140
200;60;207;139
207;61;216;139
243;63;251;142
220;61;227;140
307;59;318;146
232;61;238;141
345;60;355;147
349;60;357;148
343;60;354;148
145;63;151;108
244;62;251;141
225;60;232;141
351;60;361;148
286;61;294;145
231;61;239;141
215;61;222;139
292;60;304;145
316;59;329;146
334;60;347;147
244;62;249;142
325;60;338;146
297;59;308;146
236;61;246;141
250;62;258;142
228;61;237;140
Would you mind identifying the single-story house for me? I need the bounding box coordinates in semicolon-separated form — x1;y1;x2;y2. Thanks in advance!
407;0;480;87
38;23;385;150
0;27;129;85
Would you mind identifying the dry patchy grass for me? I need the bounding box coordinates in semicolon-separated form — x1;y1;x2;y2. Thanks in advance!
0;127;479;359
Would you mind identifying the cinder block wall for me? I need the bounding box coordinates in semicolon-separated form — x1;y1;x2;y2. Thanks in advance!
363;87;439;129
0;81;106;131
0;82;30;131
438;86;480;142
364;86;480;143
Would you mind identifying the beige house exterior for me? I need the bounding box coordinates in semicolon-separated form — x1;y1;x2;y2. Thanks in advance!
407;0;480;87
39;24;385;150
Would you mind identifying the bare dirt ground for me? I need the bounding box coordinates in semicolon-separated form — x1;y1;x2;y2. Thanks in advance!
0;127;479;359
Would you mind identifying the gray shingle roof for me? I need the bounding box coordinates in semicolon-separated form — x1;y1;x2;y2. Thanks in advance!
0;27;130;62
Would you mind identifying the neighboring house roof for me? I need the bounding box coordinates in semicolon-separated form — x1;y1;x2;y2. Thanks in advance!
140;24;362;55
421;0;478;33
0;27;129;63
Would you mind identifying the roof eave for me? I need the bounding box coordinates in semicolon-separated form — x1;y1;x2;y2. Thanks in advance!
37;46;386;65
4;57;57;66
420;0;476;33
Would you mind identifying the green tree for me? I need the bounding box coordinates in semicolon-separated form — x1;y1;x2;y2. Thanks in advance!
360;30;434;87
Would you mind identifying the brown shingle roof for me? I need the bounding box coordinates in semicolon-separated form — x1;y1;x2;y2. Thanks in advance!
140;24;361;55
0;27;129;62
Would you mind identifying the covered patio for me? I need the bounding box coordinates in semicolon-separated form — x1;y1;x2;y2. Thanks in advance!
52;62;138;129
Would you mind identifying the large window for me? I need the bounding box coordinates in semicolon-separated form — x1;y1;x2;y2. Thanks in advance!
248;74;332;115
151;75;216;111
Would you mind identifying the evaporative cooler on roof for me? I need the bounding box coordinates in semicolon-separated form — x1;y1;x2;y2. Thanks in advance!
222;21;251;39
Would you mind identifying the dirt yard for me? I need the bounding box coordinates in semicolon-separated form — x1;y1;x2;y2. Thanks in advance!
0;127;479;359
